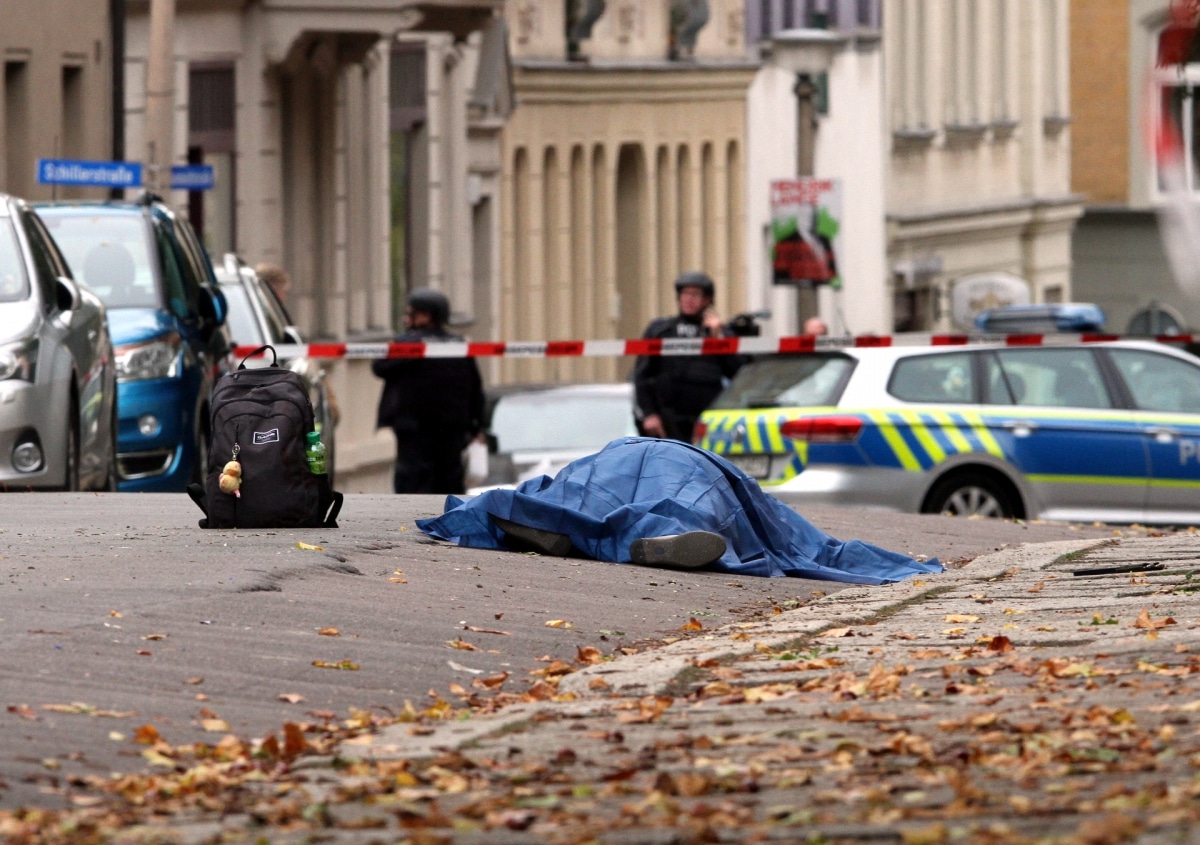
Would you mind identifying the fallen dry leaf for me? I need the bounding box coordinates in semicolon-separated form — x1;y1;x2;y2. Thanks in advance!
464;625;511;635
986;635;1015;654
132;725;160;744
318;627;340;636
818;626;853;638
1132;608;1177;630
312;659;360;670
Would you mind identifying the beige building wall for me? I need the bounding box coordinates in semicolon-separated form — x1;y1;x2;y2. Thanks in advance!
1070;0;1130;205
498;0;753;386
0;0;113;200
885;0;1083;331
123;1;506;493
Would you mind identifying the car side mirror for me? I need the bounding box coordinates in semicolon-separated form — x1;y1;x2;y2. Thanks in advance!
283;326;303;345
55;276;81;314
198;283;227;327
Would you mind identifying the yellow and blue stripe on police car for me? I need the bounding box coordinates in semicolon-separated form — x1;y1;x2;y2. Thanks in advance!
698;407;1193;487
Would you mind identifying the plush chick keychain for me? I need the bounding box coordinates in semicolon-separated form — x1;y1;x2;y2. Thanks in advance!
218;460;242;497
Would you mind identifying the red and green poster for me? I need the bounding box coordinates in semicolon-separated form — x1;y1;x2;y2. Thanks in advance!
770;178;842;287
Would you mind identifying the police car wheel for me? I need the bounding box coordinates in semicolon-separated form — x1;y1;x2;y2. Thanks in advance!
924;473;1016;519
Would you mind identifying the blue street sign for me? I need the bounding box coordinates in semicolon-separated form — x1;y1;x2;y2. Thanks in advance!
171;164;215;191
37;158;142;188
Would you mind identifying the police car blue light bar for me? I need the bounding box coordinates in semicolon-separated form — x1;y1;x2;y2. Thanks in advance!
974;303;1107;334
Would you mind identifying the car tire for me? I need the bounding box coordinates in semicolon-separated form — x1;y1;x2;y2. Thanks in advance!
61;396;81;492
924;472;1017;519
100;399;119;491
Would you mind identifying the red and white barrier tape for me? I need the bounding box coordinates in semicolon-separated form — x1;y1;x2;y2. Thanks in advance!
233;333;1197;361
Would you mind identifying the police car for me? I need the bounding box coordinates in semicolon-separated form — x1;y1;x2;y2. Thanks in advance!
694;339;1200;525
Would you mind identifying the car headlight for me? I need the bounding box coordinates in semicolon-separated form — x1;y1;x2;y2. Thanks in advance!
0;338;37;382
114;332;182;381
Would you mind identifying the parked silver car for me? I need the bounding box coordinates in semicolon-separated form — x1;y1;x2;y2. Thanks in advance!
213;254;337;479
0;193;117;490
472;382;638;491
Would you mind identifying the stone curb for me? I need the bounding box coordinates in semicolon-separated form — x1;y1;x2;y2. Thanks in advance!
354;536;1112;762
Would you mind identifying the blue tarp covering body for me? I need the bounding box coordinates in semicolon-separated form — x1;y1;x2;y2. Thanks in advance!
418;438;943;585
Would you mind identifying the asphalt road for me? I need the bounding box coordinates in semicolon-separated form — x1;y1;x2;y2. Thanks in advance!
0;493;1115;810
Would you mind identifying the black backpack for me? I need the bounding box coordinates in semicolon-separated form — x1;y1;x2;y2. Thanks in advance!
188;345;343;529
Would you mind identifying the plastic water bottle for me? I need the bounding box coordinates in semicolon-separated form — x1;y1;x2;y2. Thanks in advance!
305;430;327;475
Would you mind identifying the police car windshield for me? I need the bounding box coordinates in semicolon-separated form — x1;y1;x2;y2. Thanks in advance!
712;354;854;409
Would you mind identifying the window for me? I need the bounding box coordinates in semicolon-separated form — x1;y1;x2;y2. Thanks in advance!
41;213;158;309
1154;15;1200;194
714;353;854;409
990;348;1110;409
5;62;30;196
889;352;974;403
1110;348;1200;413
745;0;881;43
0;219;30;303
188;64;236;254
1157;76;1200;191
156;225;191;320
20;210;70;309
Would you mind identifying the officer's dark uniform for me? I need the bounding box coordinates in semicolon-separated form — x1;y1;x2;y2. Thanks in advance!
373;295;484;494
633;313;742;443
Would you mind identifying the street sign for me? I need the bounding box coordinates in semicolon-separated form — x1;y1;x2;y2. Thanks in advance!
171;164;215;191
37;158;142;188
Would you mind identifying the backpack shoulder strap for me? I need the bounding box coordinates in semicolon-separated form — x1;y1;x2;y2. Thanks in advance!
322;490;344;528
187;482;210;529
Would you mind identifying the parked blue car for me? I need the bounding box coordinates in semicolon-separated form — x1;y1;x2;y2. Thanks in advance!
36;194;230;492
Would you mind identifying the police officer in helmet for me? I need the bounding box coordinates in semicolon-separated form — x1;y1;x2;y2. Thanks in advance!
373;288;485;494
633;271;743;442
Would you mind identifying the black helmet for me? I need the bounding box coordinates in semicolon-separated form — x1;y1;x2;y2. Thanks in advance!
406;287;451;326
673;271;715;297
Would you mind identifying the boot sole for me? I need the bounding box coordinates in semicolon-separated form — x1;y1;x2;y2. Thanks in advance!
490;515;575;557
629;531;726;569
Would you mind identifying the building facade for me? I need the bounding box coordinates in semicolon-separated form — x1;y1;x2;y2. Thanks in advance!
122;0;508;492
0;0;116;201
499;0;1083;359
498;0;756;386
883;0;1083;333
1070;0;1195;335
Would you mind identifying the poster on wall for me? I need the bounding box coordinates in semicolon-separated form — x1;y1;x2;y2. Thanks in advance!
770;178;842;287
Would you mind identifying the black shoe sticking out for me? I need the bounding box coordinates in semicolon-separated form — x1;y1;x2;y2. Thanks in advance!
490;515;575;557
629;531;726;570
